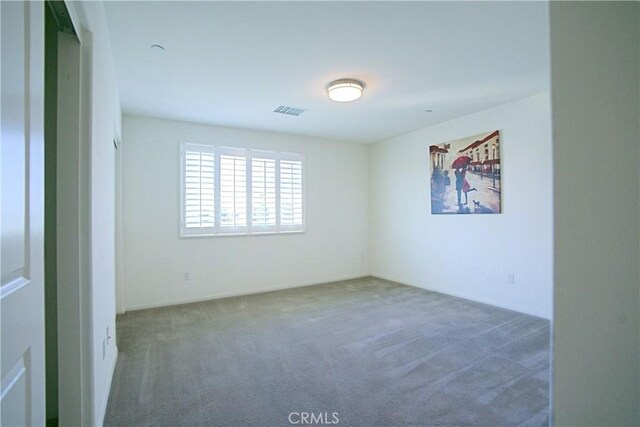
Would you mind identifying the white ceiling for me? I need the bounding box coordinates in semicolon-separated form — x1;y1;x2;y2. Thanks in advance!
104;1;550;144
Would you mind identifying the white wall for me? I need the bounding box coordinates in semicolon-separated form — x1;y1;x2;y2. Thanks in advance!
370;92;553;319
87;7;121;426
550;2;639;425
121;115;370;311
66;2;121;425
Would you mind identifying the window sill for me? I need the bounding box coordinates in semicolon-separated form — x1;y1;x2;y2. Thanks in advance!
180;229;305;239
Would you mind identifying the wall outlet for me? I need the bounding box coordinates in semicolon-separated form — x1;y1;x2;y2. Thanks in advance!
508;273;515;285
184;272;190;281
106;326;111;345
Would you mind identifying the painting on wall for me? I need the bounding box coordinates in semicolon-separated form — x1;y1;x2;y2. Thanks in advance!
429;130;501;214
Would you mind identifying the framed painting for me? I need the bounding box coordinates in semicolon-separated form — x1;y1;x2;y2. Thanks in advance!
429;130;501;214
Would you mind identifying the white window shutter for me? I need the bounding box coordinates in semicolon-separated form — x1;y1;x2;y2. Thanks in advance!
279;157;303;231
251;157;276;231
181;143;215;236
219;149;248;233
181;144;303;237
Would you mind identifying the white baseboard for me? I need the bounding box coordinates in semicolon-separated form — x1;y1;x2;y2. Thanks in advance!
122;274;371;313
371;273;549;320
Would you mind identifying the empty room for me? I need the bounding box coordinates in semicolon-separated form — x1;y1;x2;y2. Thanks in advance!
1;1;638;427
106;2;553;425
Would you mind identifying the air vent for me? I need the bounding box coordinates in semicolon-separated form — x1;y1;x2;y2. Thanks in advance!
273;105;307;116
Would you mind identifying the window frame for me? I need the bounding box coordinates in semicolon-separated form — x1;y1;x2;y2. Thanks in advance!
179;143;305;238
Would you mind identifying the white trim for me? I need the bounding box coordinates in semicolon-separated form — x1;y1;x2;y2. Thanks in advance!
371;273;550;320
178;229;304;239
124;275;370;312
78;27;94;427
0;277;30;300
56;26;92;427
115;139;125;314
0;356;27;401
218;145;246;157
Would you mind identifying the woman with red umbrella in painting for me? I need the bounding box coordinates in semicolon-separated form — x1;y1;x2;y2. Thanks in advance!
452;156;477;208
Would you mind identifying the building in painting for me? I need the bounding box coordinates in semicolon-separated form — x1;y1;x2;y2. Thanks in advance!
430;144;449;170
458;130;500;180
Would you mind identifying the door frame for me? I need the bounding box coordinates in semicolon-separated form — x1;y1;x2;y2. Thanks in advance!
55;2;94;425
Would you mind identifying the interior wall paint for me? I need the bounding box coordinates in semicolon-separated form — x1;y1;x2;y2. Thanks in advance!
550;2;639;425
121;115;370;311
370;92;553;319
64;2;122;425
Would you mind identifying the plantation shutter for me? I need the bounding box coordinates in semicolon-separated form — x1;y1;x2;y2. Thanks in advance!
251;156;276;230
182;144;215;235
279;156;303;231
219;148;248;233
181;144;304;236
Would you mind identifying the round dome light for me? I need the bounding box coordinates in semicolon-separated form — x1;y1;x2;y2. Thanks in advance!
326;79;364;102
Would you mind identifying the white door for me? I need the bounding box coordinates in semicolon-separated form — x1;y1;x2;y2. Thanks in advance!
1;1;46;426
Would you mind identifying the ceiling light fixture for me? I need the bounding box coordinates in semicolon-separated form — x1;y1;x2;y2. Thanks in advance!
326;79;364;102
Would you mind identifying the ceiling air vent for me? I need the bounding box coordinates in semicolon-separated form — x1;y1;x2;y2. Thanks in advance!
273;105;307;116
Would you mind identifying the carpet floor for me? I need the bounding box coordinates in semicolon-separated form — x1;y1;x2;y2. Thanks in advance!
105;277;550;426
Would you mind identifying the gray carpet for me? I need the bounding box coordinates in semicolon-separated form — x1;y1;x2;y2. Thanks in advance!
105;277;550;426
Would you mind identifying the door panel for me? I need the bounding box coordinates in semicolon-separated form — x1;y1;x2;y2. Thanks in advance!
1;1;46;425
1;348;29;426
1;0;27;288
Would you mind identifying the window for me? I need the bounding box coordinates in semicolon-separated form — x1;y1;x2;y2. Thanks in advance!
182;144;215;235
180;143;304;237
251;155;276;231
219;148;247;233
279;157;303;230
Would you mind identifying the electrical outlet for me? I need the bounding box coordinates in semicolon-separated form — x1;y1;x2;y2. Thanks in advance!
508;273;515;285
106;326;111;345
184;272;191;281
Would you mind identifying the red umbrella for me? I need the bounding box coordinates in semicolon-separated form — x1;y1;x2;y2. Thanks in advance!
451;156;472;169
